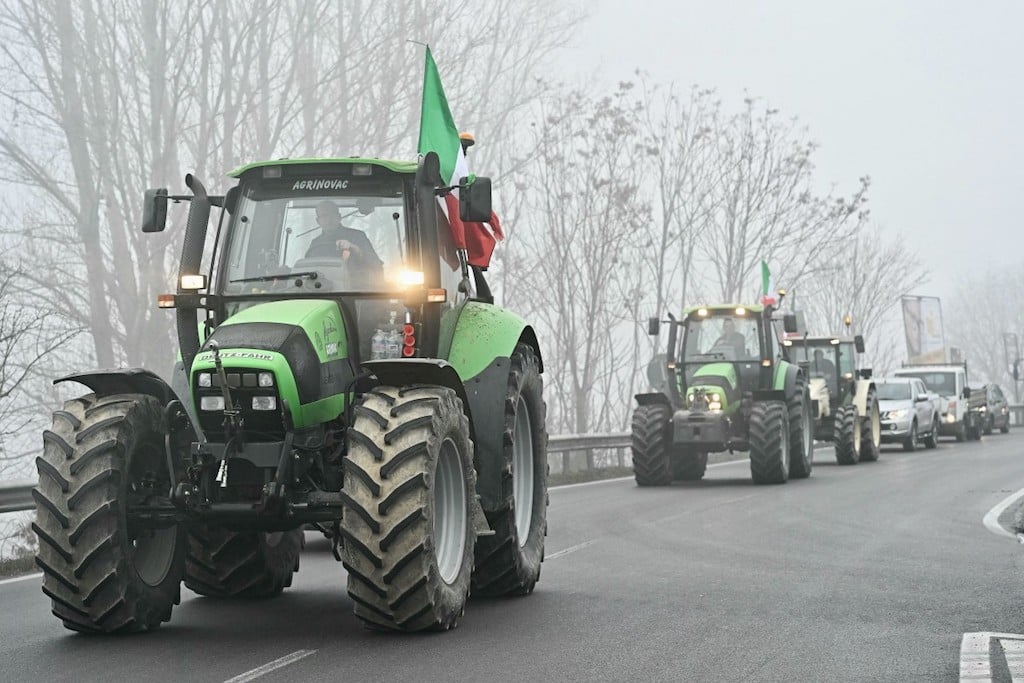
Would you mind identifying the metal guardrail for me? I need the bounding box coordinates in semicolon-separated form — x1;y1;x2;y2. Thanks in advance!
0;480;35;514
0;433;637;515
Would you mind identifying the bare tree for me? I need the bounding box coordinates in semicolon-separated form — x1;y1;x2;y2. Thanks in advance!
0;259;82;475
504;85;650;445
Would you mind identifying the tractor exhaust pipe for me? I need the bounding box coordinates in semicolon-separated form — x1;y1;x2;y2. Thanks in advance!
177;173;210;374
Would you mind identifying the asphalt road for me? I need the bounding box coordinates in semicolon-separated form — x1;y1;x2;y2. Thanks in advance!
3;434;1024;682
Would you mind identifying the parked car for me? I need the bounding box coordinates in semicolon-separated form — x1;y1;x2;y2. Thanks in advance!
981;383;1011;435
876;377;941;451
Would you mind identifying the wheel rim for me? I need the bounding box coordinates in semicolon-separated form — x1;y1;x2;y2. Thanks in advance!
852;410;861;455
129;439;177;587
870;407;881;446
433;438;468;585
513;396;535;545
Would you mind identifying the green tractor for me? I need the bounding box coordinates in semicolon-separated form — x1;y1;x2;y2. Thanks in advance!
780;333;881;464
633;302;814;485
32;154;548;634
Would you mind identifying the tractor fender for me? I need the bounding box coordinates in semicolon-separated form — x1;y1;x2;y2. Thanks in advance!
852;379;877;416
440;302;543;513
773;362;802;397
635;392;671;407
55;368;181;405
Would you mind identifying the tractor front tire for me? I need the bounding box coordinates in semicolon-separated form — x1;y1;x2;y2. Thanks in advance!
185;527;303;599
472;344;548;598
342;386;475;631
631;403;673;486
672;451;708;481
788;375;814;479
33;393;184;633
749;402;790;485
833;405;861;465
859;389;881;462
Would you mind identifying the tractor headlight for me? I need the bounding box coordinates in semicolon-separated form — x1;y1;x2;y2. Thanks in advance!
251;396;277;411
711;393;721;402
179;274;207;290
200;396;225;411
258;372;274;388
708;401;722;411
198;373;212;388
687;393;695;406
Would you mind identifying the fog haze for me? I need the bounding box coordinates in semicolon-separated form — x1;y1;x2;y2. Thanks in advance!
566;0;1024;300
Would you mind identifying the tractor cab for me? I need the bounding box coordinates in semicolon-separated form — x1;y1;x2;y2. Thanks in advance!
782;335;867;405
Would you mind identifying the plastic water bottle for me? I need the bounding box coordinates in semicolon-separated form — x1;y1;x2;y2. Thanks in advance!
386;328;402;358
371;329;386;360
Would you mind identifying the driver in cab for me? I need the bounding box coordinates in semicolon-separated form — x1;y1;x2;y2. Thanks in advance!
305;200;384;271
714;318;747;358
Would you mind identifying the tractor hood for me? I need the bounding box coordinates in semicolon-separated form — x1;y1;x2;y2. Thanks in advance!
687;363;739;414
190;299;354;430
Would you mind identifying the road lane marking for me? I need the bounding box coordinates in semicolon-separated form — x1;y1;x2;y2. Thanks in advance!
959;632;1024;682
0;572;41;587
546;539;598;561
549;458;748;492
224;650;317;683
981;486;1024;539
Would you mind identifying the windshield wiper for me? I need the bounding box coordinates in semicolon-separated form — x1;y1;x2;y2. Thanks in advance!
230;271;319;284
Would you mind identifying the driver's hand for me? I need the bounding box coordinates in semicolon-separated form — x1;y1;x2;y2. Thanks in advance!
335;239;361;259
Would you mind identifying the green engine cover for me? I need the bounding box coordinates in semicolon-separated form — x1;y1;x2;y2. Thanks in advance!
190;299;352;429
688;362;739;414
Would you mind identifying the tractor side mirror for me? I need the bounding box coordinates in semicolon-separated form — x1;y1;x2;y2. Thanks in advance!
859;368;872;379
458;176;492;223
647;317;661;336
854;335;865;353
142;188;168;233
783;313;798;334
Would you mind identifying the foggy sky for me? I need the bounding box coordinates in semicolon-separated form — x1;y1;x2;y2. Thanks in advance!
563;1;1024;305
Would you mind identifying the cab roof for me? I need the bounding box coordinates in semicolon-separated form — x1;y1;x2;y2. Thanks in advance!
227;157;418;178
683;303;765;315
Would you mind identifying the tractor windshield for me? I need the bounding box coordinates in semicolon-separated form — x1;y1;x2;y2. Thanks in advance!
787;342;838;380
682;315;760;362
220;176;409;296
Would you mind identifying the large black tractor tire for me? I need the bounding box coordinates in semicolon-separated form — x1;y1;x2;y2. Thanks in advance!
749;402;790;485
472;344;548;597
923;416;939;449
185;527;303;599
672;451;708;481
902;420;919;452
33;393;184;633
631;403;673;486
833;404;860;465
342;386;476;632
858;390;881;462
788;375;814;479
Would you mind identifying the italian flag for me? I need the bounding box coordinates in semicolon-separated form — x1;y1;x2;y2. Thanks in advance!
416;46;503;268
761;259;777;305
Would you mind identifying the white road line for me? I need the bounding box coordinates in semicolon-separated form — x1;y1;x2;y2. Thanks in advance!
959;632;1024;682
981;486;1024;539
223;649;317;683
546;539;598;561
0;572;41;587
549;458;747;492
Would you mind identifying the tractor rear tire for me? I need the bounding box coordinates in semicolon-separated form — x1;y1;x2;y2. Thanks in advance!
833;405;860;465
184;527;303;599
631;403;673;486
472;344;548;598
33;393;184;633
749;402;790;485
672;451;707;481
858;389;881;462
923;417;939;449
342;386;475;632
788;375;814;479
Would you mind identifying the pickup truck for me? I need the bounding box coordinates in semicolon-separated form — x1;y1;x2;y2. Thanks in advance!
876;377;941;450
893;364;985;441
